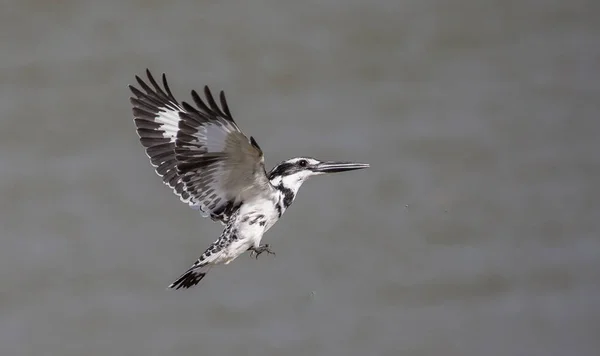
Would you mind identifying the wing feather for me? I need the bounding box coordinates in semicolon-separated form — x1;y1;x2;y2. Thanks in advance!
129;70;272;223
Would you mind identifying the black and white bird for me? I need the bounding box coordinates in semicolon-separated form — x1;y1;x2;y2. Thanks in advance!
129;70;369;289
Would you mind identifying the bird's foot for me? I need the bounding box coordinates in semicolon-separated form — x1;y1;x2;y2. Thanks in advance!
249;244;276;259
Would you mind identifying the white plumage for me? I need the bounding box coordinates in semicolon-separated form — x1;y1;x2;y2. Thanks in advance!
129;70;369;289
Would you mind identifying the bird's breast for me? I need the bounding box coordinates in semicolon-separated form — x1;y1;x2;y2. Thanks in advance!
237;197;280;232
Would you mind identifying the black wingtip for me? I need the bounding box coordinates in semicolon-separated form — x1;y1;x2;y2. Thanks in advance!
219;90;233;118
250;136;262;152
203;86;218;110
129;84;146;101
146;69;158;87
161;73;177;102
191;89;214;115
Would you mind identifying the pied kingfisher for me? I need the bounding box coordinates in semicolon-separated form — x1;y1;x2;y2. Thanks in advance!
129;70;369;289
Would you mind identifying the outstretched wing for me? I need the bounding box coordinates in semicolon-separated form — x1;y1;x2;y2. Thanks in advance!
129;70;195;207
129;69;273;223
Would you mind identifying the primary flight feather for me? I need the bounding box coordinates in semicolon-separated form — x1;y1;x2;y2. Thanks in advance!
129;70;369;289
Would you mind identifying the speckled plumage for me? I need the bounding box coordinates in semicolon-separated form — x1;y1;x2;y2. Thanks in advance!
129;70;369;289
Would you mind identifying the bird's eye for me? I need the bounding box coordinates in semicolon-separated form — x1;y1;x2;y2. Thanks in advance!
298;159;308;167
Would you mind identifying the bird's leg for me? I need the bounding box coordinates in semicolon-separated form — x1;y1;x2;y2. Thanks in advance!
248;244;276;259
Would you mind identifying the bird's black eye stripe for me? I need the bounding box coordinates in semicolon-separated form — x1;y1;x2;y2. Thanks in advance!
298;159;308;167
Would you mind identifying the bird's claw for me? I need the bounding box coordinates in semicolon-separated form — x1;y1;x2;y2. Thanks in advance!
249;244;276;259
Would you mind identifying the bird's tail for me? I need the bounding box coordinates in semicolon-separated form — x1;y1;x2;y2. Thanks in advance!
168;263;212;290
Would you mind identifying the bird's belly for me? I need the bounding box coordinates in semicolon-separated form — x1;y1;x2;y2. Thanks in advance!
237;199;279;229
210;199;279;266
215;239;253;265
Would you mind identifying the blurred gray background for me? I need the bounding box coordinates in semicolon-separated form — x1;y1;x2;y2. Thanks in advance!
1;0;599;355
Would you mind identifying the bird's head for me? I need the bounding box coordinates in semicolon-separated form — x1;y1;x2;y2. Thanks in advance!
268;157;369;192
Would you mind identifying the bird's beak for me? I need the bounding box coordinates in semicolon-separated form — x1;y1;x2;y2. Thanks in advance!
313;161;370;173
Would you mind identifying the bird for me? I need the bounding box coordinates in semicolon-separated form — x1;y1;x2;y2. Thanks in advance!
128;69;369;289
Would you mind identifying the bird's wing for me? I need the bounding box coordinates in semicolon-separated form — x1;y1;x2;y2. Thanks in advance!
129;70;273;224
129;71;193;207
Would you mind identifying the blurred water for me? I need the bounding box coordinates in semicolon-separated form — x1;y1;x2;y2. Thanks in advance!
1;0;599;355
